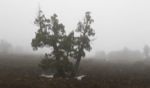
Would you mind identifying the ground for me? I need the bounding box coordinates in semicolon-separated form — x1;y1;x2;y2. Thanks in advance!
0;54;150;88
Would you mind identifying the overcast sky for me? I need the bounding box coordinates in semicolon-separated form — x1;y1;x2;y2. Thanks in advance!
0;0;150;55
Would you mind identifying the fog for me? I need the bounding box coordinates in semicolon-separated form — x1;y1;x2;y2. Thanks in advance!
0;0;150;57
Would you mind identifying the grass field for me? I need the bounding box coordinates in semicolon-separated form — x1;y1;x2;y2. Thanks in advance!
0;53;150;88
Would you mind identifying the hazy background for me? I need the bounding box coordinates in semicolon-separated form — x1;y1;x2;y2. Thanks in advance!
0;0;150;56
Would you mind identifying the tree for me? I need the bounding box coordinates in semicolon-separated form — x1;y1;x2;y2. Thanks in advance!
143;44;150;59
71;12;95;77
32;8;95;78
32;8;73;77
0;40;13;54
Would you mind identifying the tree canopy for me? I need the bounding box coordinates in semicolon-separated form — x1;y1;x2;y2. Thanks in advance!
31;8;95;78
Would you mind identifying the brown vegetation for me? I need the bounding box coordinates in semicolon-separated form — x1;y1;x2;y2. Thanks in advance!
0;54;150;88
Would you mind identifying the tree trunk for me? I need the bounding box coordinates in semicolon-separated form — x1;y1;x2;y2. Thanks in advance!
53;44;66;77
71;44;84;77
54;61;66;78
53;43;59;59
71;56;81;77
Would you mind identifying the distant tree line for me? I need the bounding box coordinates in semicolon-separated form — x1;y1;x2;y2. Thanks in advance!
95;45;150;63
0;40;12;54
143;44;150;59
0;40;25;54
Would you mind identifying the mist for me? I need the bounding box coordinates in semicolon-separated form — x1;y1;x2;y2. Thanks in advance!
0;0;150;56
1;0;150;87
